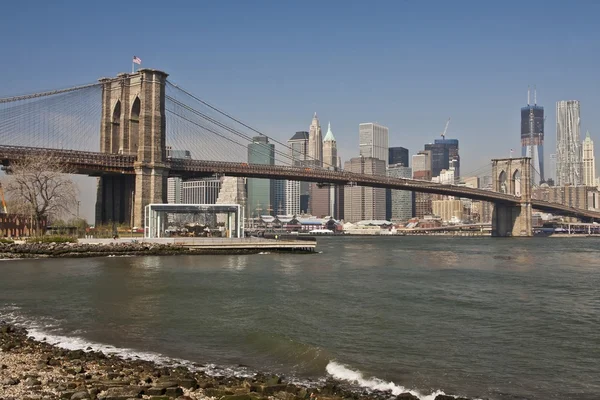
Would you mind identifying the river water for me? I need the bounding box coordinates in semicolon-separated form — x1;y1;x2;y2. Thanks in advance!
1;237;599;400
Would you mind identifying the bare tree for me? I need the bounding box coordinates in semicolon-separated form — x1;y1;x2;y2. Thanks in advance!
4;154;79;235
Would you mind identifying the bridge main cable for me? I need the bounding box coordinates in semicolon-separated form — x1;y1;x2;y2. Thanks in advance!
166;81;338;170
0;82;102;104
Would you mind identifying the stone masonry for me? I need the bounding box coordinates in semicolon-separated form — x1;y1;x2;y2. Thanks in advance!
96;69;169;227
491;157;532;237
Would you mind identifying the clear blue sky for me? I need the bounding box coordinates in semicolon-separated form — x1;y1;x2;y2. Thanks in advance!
1;0;599;221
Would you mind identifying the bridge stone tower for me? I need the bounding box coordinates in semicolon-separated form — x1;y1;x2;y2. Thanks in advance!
96;69;170;228
491;157;533;237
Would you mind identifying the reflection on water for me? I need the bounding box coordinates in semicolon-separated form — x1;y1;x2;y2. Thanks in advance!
1;237;600;400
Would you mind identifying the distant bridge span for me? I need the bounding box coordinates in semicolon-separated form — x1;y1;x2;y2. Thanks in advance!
1;145;599;221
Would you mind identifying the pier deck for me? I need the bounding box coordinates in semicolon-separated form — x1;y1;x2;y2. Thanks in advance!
78;237;316;252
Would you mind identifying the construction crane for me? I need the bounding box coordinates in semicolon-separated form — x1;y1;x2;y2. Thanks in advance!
441;117;451;140
0;183;7;214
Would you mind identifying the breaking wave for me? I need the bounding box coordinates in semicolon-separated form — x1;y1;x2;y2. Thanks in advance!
326;361;451;400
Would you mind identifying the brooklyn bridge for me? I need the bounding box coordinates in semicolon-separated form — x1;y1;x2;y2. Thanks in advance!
1;69;598;236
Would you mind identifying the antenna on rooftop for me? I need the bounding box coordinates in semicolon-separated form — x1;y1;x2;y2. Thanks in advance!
527;85;530;106
534;85;537;105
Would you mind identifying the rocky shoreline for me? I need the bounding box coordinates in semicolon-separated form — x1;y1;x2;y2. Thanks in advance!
0;322;470;400
0;242;312;259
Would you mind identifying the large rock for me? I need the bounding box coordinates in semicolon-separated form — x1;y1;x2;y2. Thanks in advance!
220;395;253;400
164;387;183;397
70;392;91;400
397;394;419;400
98;386;144;400
24;377;42;387
266;376;282;386
1;377;19;385
261;384;289;395
145;387;165;396
152;380;179;390
177;378;197;389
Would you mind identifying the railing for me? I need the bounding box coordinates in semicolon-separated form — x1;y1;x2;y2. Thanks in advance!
0;145;136;169
0;145;598;219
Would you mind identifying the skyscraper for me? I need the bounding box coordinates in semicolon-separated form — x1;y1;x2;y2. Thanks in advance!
521;90;545;184
549;154;557;184
412;151;431;180
247;136;275;217
323;122;338;168
286;131;310;215
424;139;459;178
322;122;339;217
344;157;386;222
272;179;286;215
182;178;221;204
556;100;582;186
308;115;325;216
285;180;301;216
288;131;309;166
583;131;596;187
412;151;432;218
359;123;389;165
388;147;409;167
167;177;182;204
308;113;323;166
387;164;413;222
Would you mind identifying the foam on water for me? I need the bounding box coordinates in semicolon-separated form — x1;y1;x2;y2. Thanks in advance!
1;305;464;399
326;361;449;400
0;305;254;378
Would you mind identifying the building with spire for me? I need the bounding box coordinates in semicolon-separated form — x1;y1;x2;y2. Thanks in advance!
323;122;337;168
521;87;545;184
310;122;337;218
583;131;596;187
324;122;341;218
308;113;323;167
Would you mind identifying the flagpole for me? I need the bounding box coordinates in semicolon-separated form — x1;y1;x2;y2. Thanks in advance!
132;60;134;74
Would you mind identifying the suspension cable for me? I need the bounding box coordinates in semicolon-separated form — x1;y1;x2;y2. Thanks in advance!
0;82;103;104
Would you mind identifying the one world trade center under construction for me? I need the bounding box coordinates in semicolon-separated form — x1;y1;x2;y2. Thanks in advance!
521;87;544;184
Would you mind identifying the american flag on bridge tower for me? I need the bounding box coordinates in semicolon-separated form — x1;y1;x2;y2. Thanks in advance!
132;56;142;65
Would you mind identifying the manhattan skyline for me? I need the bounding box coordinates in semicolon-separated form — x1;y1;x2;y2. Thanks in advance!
1;0;599;220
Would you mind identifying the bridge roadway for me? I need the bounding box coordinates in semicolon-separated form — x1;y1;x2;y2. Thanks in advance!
1;145;599;221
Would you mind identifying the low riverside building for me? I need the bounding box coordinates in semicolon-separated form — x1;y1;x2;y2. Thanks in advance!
342;220;393;235
0;214;47;237
258;215;327;232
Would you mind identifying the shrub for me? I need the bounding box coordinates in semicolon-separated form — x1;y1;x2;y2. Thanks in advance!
0;238;14;244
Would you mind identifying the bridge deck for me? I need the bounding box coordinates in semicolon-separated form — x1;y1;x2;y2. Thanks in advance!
1;145;599;221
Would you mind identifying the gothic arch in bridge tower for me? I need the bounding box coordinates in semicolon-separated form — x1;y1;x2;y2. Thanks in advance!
491;157;532;237
498;170;507;194
513;169;521;196
129;97;140;156
111;100;121;154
